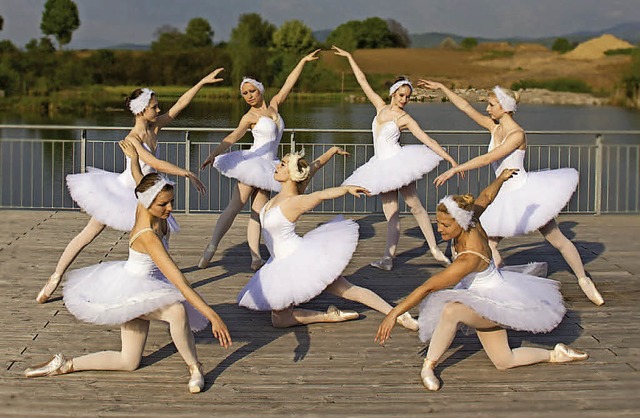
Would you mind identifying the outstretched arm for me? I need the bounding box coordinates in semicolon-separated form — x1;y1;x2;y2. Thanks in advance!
139;233;232;348
418;80;495;131
375;255;481;344
270;50;320;109
473;168;519;217
332;45;386;110
434;130;525;187
201;115;254;169
280;185;370;222
403;116;457;166
119;138;144;185
128;137;206;194
297;146;350;193
155;68;224;129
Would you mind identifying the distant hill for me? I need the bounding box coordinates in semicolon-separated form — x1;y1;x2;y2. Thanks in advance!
410;21;640;48
105;43;150;51
312;29;332;43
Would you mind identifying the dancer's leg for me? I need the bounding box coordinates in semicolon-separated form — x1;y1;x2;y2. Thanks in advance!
381;191;400;258
199;182;254;267
144;303;198;366
36;217;106;303
539;219;604;305
271;305;358;328
400;183;450;265
488;237;503;267
72;318;150;371
248;188;270;269
477;328;552;371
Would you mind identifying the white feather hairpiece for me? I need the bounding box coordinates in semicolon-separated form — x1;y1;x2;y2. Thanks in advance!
493;86;517;113
389;79;413;96
287;148;310;182
439;195;475;231
240;77;265;94
129;88;155;115
137;175;174;208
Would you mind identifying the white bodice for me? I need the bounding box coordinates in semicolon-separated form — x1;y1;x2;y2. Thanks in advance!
118;142;158;188
260;205;302;259
248;115;284;158
488;128;527;191
372;117;402;159
125;231;169;276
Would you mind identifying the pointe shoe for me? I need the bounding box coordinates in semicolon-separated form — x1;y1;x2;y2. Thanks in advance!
35;273;62;304
420;360;440;391
24;353;73;377
396;312;419;331
187;362;205;394
430;248;451;266
326;305;359;322
198;243;217;269
370;256;393;271
250;258;265;271
577;277;604;306
550;343;589;363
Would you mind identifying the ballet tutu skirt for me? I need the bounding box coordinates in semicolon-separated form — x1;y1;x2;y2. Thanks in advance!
480;167;578;237
213;151;281;192
63;249;208;332
342;145;442;195
417;262;565;343
237;213;359;311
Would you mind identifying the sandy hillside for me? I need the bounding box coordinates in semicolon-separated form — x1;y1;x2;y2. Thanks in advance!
564;34;635;60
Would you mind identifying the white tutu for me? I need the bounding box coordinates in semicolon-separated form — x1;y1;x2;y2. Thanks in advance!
342;145;442;195
480;168;578;237
63;250;208;332
213;150;281;192
418;262;565;342
237;215;359;311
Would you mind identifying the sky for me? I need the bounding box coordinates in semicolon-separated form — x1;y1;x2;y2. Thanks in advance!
1;0;639;49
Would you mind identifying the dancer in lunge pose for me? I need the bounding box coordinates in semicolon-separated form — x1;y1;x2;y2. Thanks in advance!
237;150;419;331
36;69;222;303
332;46;458;271
376;168;588;391
422;80;603;305
199;50;320;271
25;171;232;394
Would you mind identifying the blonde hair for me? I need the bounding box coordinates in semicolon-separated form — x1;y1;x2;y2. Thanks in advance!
284;150;310;183
437;194;475;214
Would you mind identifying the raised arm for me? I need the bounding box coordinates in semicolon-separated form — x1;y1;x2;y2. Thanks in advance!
154;68;224;129
375;255;481;344
139;232;232;348
418;80;495;131
201;115;254;169
402;115;457;166
128;138;206;194
434;129;525;187
473;168;519;217
119;138;144;185
296;147;350;193
269;50;320;109
332;45;386;110
280;185;370;222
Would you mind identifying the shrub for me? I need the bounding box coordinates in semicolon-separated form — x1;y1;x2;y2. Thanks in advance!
511;78;592;93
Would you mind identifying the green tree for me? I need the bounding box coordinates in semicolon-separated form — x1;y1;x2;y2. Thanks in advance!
229;13;276;83
272;20;317;54
326;20;361;51
387;19;410;48
185;17;213;48
40;0;81;49
552;37;573;53
461;37;478;50
150;25;187;52
327;17;402;50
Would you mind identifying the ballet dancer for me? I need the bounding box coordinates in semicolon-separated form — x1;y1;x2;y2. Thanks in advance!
36;68;223;303
25;171;231;393
332;46;458;271
237;150;418;331
376;168;588;391
422;80;603;305
199;50;320;271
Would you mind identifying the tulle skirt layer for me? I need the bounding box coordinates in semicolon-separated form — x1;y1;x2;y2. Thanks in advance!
214;151;281;192
237;217;359;311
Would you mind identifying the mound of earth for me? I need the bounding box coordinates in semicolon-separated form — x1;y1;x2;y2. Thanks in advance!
564;34;635;60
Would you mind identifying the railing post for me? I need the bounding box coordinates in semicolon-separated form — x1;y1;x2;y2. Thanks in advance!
184;131;191;214
290;130;295;152
594;134;603;215
80;129;87;173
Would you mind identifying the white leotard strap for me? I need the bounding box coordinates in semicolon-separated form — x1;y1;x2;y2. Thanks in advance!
129;228;157;247
456;250;491;264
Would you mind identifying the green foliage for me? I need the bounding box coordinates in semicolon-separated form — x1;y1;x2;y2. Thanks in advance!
151;18;214;52
622;49;640;100
272;20;317;54
511;78;592;93
151;26;187;52
551;37;574;53
40;0;80;49
604;48;635;56
439;37;458;49
185;18;214;48
0;15;4;31
0;40;18;54
0;60;20;95
386;19;410;48
460;37;478;50
229;13;275;84
326;17;402;50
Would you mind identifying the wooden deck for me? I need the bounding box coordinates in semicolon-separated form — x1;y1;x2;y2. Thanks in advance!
0;210;639;417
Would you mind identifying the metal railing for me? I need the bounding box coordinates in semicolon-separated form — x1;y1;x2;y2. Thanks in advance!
1;124;639;214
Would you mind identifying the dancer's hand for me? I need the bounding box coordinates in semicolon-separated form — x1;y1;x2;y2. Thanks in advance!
498;168;519;181
200;68;224;85
301;49;320;63
210;316;232;348
434;168;457;187
201;153;216;170
451;161;466;180
417;79;445;90
185;171;207;195
346;185;371;198
118;139;139;159
375;312;398;345
331;146;350;157
331;45;351;58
